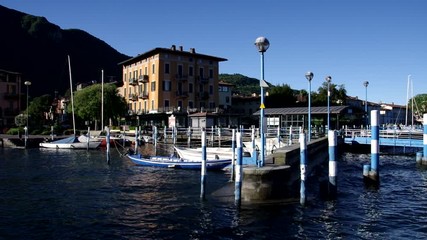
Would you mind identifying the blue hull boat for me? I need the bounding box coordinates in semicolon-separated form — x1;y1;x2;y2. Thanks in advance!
127;154;231;170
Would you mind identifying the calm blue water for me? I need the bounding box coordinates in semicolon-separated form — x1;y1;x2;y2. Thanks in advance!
1;146;426;239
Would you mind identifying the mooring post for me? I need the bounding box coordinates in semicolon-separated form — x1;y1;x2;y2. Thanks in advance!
423;113;427;165
370;110;380;184
251;128;257;162
164;127;167;144
106;126;111;164
230;129;236;182
200;130;207;200
235;131;243;206
218;127;221;148
328;130;337;199
173;126;177;145
277;126;281;148
187;127;191;147
134;127;138;154
87;126;90;150
289;126;293;146
300;133;307;206
153;126;158;147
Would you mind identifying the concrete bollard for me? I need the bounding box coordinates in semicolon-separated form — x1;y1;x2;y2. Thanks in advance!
328;130;337;199
200;131;207;200
235;131;243;206
300;133;307;206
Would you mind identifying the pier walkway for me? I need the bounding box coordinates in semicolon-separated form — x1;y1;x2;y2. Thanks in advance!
343;128;423;148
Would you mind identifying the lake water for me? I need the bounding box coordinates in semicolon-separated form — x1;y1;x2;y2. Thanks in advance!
0;145;426;239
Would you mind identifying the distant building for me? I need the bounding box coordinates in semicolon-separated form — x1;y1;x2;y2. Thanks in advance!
118;45;227;127
0;69;22;130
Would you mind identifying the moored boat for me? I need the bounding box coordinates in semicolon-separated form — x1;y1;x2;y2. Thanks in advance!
127;154;231;170
39;136;101;149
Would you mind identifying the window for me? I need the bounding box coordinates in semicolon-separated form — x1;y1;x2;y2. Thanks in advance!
165;63;170;74
189;83;193;93
151;81;156;92
189;101;194;109
178;65;183;77
209;85;213;94
163;80;171;91
226;96;230;103
151;100;154;110
144;66;148;75
164;100;170;108
189;66;193;76
124;73;126;82
152;63;155;74
199;68;204;78
209;69;213;78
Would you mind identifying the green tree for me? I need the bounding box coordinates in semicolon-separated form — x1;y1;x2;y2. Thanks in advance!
312;82;347;106
71;84;127;128
265;84;298;108
26;94;53;129
409;94;427;121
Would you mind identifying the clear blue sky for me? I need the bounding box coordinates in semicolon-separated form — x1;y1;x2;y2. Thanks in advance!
2;0;426;105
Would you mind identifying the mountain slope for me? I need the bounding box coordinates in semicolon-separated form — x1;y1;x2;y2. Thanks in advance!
0;5;130;96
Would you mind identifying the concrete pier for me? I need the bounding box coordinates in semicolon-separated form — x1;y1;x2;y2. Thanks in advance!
239;136;329;202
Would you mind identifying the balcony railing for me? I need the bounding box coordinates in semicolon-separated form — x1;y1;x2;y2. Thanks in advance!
138;75;149;83
128;94;138;101
175;74;188;82
197;76;209;84
129;78;138;85
139;92;149;99
176;91;188;98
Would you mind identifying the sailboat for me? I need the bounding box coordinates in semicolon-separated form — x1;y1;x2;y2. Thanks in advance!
39;56;101;149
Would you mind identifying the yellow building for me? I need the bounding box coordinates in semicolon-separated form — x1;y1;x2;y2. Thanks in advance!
118;45;227;120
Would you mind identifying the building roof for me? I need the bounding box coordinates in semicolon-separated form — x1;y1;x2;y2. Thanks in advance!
253;105;349;116
119;46;227;65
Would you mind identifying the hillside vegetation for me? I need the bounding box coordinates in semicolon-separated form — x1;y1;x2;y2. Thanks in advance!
0;5;129;97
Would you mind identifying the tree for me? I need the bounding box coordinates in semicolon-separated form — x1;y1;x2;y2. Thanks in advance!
26;94;53;129
312;82;347;106
265;84;298;108
71;83;127;128
409;94;427;121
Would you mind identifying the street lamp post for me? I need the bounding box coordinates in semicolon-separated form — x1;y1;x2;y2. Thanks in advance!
24;81;31;148
305;72;314;142
254;36;270;167
325;76;332;131
363;81;369;128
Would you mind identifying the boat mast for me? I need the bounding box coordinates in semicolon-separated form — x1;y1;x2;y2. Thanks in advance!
405;75;410;127
68;55;76;136
411;76;414;127
101;69;104;131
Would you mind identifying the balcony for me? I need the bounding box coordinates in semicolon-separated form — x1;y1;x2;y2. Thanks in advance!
175;74;188;82
138;75;149;83
198;91;209;100
197;76;209;84
129;78;138;85
128;94;138;101
175;91;188;99
139;92;149;99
